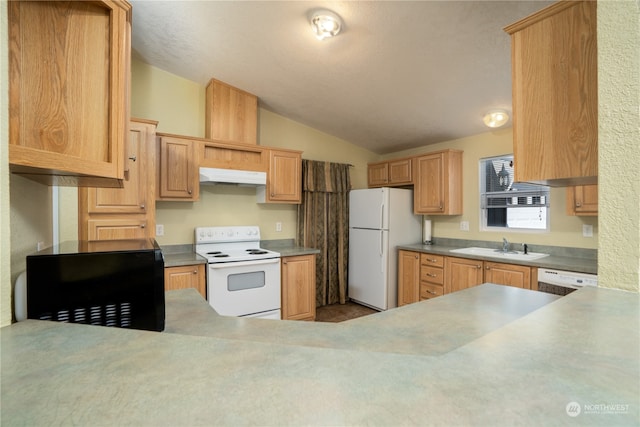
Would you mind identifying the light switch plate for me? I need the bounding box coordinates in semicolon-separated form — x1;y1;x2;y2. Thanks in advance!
460;221;470;231
276;222;282;232
156;224;164;236
582;224;593;237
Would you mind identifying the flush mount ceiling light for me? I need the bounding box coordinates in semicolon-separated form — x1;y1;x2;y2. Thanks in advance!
483;110;510;128
310;9;343;40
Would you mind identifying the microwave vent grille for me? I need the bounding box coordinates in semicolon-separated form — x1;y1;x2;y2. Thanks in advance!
37;301;133;328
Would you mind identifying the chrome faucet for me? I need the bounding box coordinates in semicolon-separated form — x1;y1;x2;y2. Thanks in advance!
502;237;509;253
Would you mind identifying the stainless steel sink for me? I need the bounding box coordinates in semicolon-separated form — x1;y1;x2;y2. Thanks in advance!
448;247;549;261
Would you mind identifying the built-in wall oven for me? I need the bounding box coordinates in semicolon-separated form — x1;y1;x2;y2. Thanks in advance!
195;226;281;319
537;268;598;296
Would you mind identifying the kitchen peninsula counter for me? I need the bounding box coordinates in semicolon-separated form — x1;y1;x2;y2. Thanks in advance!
2;285;637;426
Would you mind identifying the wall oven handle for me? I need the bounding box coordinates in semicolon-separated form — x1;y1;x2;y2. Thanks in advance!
208;258;280;269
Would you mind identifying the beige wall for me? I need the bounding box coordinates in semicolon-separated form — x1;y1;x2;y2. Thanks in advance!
1;4;11;326
383;129;599;249
131;59;378;245
597;1;640;292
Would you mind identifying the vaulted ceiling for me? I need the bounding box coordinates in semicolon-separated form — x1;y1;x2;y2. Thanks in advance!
131;1;552;154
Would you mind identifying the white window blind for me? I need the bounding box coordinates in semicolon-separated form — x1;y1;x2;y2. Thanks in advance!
480;156;550;231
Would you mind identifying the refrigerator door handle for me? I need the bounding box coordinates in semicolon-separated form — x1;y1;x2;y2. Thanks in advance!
380;231;384;272
380;203;385;229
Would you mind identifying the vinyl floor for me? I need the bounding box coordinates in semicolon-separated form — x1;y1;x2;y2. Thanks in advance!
315;300;378;323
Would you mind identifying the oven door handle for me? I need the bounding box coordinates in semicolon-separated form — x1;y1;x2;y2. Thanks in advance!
208;258;281;269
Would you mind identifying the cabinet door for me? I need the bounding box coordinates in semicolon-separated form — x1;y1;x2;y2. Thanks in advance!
267;150;301;203
398;250;420;306
8;1;130;183
165;264;206;299
505;1;597;185
567;185;598;216
388;159;412;185
87;218;147;241
158;136;198;201
414;153;444;213
281;255;316;321
87;121;148;214
368;162;389;187
484;262;532;289
444;257;483;294
205;79;258;145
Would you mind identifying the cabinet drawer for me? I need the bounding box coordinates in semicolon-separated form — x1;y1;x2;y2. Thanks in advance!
421;266;444;285
420;283;444;300
420;254;444;268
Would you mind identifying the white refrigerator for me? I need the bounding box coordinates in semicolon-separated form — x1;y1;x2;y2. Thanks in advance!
348;187;421;310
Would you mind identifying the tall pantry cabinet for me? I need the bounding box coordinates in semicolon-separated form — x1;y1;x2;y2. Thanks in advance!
78;119;158;241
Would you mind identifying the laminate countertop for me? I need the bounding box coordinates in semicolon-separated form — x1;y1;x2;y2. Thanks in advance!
398;242;597;274
2;284;637;426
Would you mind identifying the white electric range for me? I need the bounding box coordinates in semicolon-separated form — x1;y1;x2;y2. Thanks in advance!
195;226;281;319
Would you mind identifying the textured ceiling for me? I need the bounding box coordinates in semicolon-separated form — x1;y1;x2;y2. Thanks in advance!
130;1;553;154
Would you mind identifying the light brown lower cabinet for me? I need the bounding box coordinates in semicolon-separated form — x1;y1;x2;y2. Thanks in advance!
484;262;536;289
165;264;206;299
444;257;484;294
281;255;316;321
398;250;421;306
399;251;538;305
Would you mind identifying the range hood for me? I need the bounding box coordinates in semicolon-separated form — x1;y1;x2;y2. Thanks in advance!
199;167;266;186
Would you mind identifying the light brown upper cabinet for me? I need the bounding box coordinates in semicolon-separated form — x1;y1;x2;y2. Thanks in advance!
368;158;412;188
505;1;597;186
258;149;302;204
566;185;598;216
205;79;258;145
8;0;131;187
413;150;463;215
79;119;157;241
156;135;199;201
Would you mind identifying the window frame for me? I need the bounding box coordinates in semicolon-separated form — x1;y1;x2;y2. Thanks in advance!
479;154;550;233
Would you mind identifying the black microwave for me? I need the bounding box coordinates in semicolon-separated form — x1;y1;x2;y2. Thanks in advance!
26;239;165;332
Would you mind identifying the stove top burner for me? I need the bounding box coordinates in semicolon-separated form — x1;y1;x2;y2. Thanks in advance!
248;250;268;255
213;254;229;258
207;251;222;255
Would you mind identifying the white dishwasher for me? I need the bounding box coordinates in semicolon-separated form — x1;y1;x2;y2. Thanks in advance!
537;268;598;296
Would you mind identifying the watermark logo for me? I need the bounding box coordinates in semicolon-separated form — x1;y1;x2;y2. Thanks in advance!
566;402;581;417
566;401;630;417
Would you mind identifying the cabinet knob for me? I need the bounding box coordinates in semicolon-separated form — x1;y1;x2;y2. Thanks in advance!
283;260;287;264
427;258;436;263
141;224;146;229
271;193;275;197
427;273;437;278
188;189;192;195
140;204;145;209
426;289;437;295
477;265;482;269
576;202;582;207
439;203;444;210
128;156;137;162
485;265;490;270
193;270;197;274
414;255;419;259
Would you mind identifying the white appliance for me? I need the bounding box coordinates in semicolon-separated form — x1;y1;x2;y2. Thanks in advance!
537;268;598;296
195;226;281;319
348;188;422;310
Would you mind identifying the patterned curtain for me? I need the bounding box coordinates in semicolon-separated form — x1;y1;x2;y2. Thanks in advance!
296;160;351;307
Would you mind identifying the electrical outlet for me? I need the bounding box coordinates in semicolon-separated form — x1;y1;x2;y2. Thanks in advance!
37;241;45;251
583;224;593;237
156;224;164;236
276;222;282;232
460;221;470;231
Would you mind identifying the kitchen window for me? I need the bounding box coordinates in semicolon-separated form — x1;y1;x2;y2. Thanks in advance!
479;155;550;231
